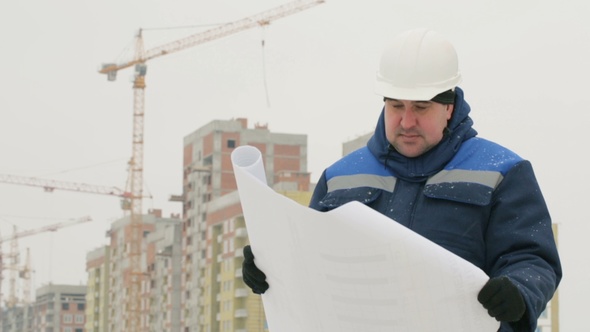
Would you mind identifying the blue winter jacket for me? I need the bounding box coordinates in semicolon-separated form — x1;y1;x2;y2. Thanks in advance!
309;88;562;331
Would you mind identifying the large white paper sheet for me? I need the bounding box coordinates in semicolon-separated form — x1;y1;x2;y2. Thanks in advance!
231;145;499;332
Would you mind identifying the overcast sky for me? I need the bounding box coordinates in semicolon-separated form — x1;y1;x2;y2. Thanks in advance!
1;0;588;329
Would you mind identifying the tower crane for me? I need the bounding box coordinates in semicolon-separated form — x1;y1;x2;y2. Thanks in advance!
3;235;31;309
0;216;92;315
98;1;324;330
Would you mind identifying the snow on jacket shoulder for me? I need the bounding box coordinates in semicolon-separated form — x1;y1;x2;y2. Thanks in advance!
313;137;520;209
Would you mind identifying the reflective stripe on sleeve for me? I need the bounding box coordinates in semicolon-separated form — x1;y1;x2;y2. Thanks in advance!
426;169;503;189
327;174;397;193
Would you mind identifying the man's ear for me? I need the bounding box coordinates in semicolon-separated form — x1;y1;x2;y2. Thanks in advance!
446;104;454;120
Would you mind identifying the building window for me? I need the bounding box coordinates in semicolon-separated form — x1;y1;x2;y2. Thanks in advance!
75;314;84;323
77;303;85;311
63;314;73;323
202;175;211;186
202;193;211;203
62;303;69;310
227;139;236;148
223;319;232;331
203;155;213;166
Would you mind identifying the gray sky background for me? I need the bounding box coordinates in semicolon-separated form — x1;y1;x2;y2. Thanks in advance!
1;0;588;329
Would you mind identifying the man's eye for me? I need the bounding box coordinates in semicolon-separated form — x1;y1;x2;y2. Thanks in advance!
414;105;429;111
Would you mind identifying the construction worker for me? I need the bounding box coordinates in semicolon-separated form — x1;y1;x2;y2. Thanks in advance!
242;28;562;331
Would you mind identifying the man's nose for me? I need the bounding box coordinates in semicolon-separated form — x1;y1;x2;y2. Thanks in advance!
400;109;417;128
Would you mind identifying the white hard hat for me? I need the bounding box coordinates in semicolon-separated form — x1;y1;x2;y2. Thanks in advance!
375;28;462;101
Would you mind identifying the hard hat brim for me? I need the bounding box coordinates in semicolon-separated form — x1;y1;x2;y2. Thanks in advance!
374;73;462;101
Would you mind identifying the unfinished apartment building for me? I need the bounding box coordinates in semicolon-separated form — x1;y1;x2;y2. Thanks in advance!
182;118;311;332
103;209;182;332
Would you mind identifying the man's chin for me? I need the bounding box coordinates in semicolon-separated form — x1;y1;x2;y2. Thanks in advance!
392;144;425;158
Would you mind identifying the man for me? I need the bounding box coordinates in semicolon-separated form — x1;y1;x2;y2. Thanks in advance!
242;28;562;331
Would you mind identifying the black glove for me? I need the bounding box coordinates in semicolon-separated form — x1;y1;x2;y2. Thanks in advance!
242;245;269;294
478;276;526;322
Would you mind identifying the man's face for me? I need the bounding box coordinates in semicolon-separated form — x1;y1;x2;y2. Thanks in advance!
383;99;454;158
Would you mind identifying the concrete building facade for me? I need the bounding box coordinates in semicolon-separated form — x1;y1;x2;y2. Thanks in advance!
145;216;183;332
33;284;86;332
106;209;182;332
182;118;310;332
85;246;110;332
1;305;34;332
342;132;372;157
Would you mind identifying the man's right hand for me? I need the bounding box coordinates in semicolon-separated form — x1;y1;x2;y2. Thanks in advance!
242;245;269;294
477;276;525;322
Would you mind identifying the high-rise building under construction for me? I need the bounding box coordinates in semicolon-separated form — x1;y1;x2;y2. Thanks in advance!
182;118;311;332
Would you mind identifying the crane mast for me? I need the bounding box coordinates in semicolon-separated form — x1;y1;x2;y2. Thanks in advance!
99;1;324;330
21;248;32;306
127;32;146;332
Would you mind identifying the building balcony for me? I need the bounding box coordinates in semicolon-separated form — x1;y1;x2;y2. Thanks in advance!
234;288;249;298
198;259;207;269
235;309;248;318
235;227;247;238
234;247;244;258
